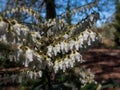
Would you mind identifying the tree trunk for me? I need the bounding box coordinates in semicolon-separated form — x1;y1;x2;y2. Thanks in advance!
44;0;56;19
45;66;53;90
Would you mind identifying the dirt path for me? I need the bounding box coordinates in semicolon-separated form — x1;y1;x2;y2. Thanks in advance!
82;48;120;83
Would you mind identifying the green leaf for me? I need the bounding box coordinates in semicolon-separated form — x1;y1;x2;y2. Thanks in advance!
81;83;98;90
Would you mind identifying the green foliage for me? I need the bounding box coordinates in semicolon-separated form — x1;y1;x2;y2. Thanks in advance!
0;57;9;68
0;42;11;51
113;1;120;46
81;83;98;90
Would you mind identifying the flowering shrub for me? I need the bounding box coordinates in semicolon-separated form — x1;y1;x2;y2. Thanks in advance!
0;1;102;88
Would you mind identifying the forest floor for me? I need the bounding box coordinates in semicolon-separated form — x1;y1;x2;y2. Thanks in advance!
82;48;120;89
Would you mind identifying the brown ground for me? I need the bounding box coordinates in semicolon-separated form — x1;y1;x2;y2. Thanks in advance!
82;48;120;84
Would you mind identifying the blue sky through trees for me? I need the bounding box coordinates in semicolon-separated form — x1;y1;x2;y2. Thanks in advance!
0;0;116;26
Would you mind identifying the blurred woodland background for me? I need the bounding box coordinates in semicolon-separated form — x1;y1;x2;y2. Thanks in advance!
0;0;120;90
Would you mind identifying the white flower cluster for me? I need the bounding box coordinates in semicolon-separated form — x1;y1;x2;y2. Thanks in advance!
46;57;53;67
0;20;43;46
0;15;102;81
47;29;100;57
27;70;42;79
46;19;66;37
15;46;43;68
0;19;43;69
61;0;98;18
3;6;40;21
12;22;42;45
44;18;56;27
53;51;84;73
0;34;7;43
31;31;42;40
0;20;8;43
79;69;96;86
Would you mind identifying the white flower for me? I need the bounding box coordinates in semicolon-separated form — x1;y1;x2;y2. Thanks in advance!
31;31;41;41
81;71;86;79
1;34;7;43
60;42;65;53
62;64;66;72
70;52;75;63
47;52;53;57
38;71;42;77
11;8;15;13
89;14;94;22
25;47;33;62
64;57;69;68
74;51;83;63
78;34;84;47
47;45;53;53
75;41;80;51
13;25;21;36
46;58;53;67
33;52;43;63
47;28;53;36
89;31;96;42
64;42;69;53
63;34;69;39
24;59;29;67
55;43;61;53
53;47;57;56
35;31;42;39
69;60;74;68
54;65;59;73
34;72;37;79
9;55;14;62
59;60;63;70
47;45;53;57
0;20;8;34
21;27;29;36
17;37;21;42
69;40;75;50
77;40;82;48
54;61;59;73
17;45;23;61
83;30;89;41
81;79;87;84
87;38;91;46
29;71;34;79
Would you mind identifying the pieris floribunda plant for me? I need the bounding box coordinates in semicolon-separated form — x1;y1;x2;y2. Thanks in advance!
0;0;102;88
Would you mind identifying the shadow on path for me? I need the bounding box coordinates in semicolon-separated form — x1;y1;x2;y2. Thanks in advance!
82;48;120;83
